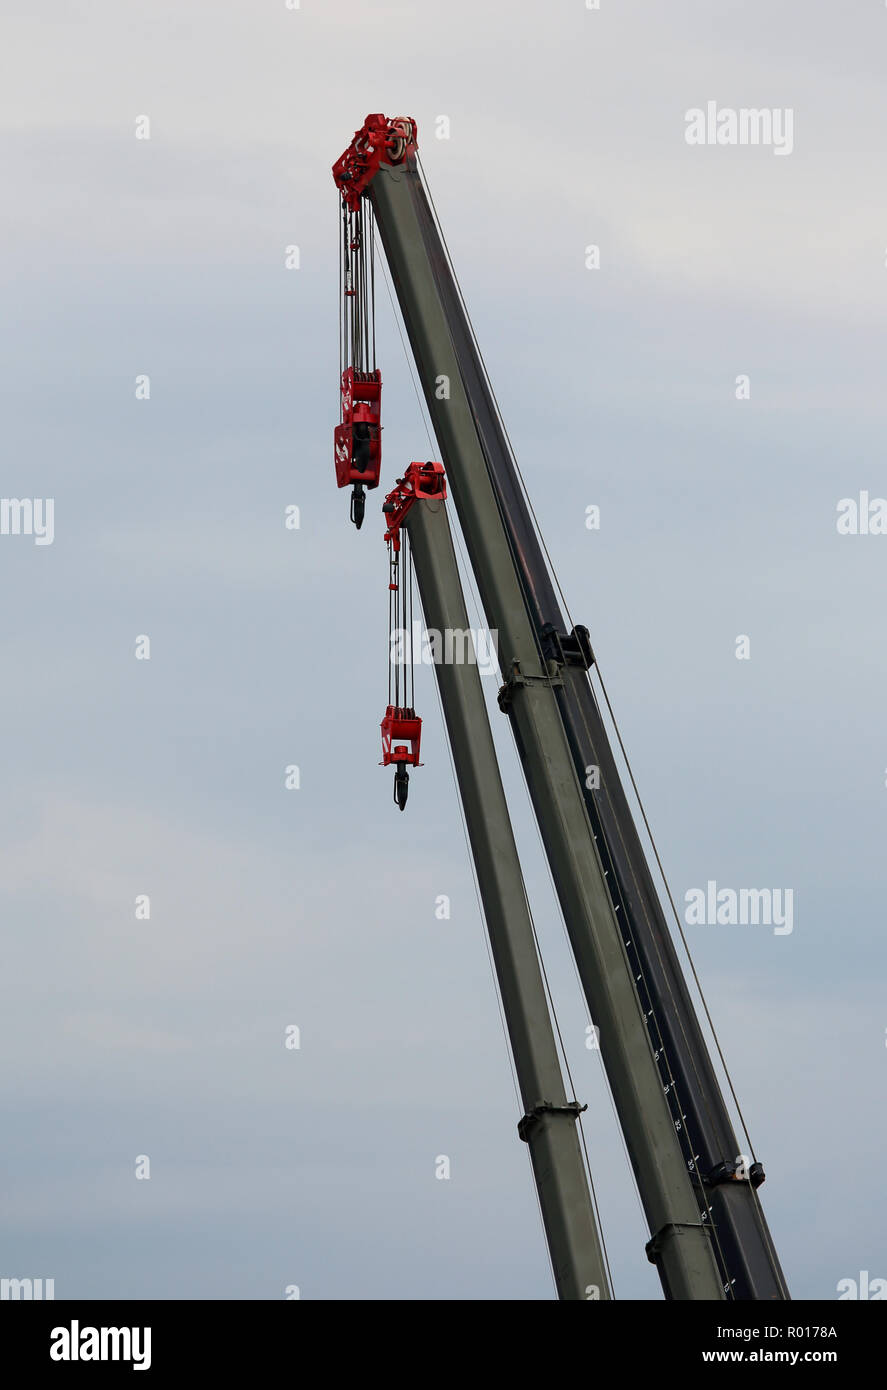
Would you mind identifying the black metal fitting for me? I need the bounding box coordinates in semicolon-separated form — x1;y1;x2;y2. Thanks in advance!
539;622;594;671
497;660;564;713
702;1158;766;1189
518;1100;587;1143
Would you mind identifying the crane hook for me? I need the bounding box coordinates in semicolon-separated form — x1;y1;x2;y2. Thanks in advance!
393;764;410;811
350;482;366;529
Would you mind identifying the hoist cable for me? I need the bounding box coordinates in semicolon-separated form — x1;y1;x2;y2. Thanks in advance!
407;537;415;709
338;200;343;384
393;548;400;708
400;534;406;708
402;536;408;706
364;210;370;372
400;544;405;711
369;202;377;370
356;208;362;372
400;535;407;706
387;543;395;707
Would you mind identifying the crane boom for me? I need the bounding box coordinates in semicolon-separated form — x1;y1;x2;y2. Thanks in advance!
333;114;788;1300
388;464;611;1298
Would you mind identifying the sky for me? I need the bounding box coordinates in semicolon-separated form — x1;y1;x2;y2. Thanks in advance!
0;0;885;1300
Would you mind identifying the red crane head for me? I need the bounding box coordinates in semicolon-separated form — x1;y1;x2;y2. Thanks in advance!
332;115;418;211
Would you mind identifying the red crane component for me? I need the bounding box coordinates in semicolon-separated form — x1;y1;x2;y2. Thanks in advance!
334;365;382;492
380;706;423;769
334;120;410;528
379;463;444;810
381;705;422;814
382;460;447;549
333;115;418;212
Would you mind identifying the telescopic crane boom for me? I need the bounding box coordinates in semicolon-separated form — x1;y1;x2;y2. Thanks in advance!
332;114;788;1301
383;461;611;1299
